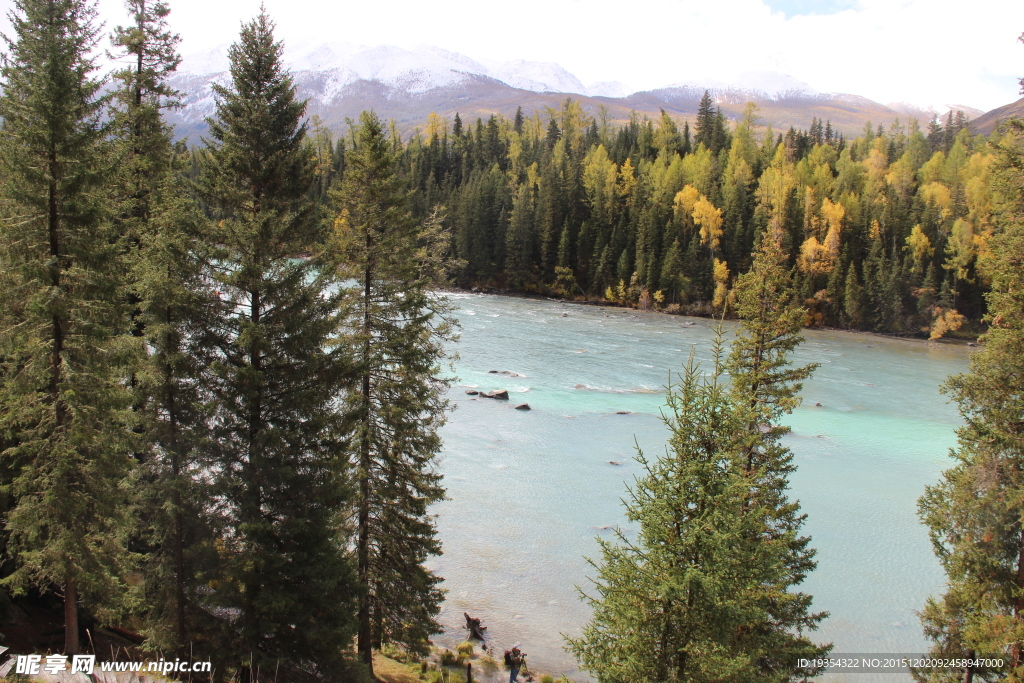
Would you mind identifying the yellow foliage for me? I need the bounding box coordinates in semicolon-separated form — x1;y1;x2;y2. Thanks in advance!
797;236;831;276
426;111;447;140
944;218;975;281
618;158;637;198
885;154;916;197
653;290;665;304
905;225;934;274
712;257;729;284
756;164;795;240
711;258;730;310
929;307;966;340
918;151;946;185
864;146;889;180
693;196;723;250
673;185;700;224
526;162;540;190
869;219;881;242
713;282;729;311
920;181;953;219
820;198;844;257
582;145;617;204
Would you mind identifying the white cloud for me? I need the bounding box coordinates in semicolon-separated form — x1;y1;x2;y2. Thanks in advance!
1;0;1022;110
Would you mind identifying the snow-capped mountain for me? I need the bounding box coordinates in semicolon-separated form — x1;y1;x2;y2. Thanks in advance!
166;40;981;143
178;42;604;97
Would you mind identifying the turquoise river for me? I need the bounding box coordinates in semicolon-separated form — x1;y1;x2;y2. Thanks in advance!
426;291;971;682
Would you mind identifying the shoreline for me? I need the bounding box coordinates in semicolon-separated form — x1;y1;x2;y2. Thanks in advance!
441;286;983;347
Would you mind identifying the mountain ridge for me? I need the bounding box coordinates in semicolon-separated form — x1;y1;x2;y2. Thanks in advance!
165;41;985;142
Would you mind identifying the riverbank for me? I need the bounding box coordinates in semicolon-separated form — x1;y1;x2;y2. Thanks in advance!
444;284;984;344
376;643;576;683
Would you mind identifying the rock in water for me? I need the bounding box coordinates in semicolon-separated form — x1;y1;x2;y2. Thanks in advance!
466;390;479;395
487;389;509;400
515;403;530;410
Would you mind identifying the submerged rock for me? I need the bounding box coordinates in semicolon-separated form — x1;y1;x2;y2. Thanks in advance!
465;390;479;395
481;389;509;400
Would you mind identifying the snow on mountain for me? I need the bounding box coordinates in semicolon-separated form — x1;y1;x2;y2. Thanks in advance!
478;58;586;94
176;41;831;106
586;81;631;98
662;70;818;101
169;41;936;142
178;41;596;96
886;101;985;120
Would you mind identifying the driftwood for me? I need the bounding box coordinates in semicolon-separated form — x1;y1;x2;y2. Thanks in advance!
464;612;487;640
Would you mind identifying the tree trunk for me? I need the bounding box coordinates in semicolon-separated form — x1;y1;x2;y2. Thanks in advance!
64;577;78;655
961;649;974;683
1012;529;1024;669
357;257;374;673
166;319;187;649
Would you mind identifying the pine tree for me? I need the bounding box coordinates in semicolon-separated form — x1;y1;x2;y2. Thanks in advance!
914;118;1024;683
695;89;716;151
196;11;356;675
724;234;828;673
0;0;137;655
569;236;828;682
844;264;865;328
108;0;217;652
567;342;764;682
333;111;454;673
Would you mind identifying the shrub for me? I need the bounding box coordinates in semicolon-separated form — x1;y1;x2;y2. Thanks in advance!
455;641;474;657
439;649;462;666
381;644;417;664
478;655;498;674
541;676;555;683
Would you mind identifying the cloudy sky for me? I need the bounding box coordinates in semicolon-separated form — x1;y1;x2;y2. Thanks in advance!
2;0;1023;111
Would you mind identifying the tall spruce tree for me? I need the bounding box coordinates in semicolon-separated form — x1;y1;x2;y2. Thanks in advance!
196;11;356;676
332;111;454;673
569;235;828;682
109;0;216;652
0;0;137;655
914;117;1024;683
568;340;766;682
724;234;829;673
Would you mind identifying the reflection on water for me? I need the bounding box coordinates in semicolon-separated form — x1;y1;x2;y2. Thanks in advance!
430;293;969;681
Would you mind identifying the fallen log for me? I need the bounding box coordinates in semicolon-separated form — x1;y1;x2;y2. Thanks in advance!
464;612;487;640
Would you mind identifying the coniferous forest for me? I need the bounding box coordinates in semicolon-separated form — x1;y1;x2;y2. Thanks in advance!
386;98;987;339
2;0;1024;681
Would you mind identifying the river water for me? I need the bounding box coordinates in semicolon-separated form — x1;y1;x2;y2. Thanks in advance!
426;292;970;681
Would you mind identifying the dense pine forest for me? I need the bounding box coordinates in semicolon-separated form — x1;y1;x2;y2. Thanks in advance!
335;98;984;338
2;0;1024;680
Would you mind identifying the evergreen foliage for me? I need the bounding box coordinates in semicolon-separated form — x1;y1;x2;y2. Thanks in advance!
724;234;829;670
915;117;1024;683
0;0;139;655
391;101;991;337
332;111;454;673
109;0;216;653
195;11;356;675
567;342;759;682
569;238;828;682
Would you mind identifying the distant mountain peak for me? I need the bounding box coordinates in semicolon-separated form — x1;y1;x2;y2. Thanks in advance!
167;41;982;144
